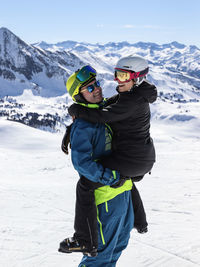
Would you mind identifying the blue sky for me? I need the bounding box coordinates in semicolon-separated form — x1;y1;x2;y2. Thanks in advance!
1;0;200;47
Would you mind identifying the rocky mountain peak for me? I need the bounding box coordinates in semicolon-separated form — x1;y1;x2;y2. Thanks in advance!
0;27;30;57
0;28;85;97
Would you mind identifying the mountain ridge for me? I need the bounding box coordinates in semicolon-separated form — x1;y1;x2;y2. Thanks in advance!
1;27;200;98
0;27;200;132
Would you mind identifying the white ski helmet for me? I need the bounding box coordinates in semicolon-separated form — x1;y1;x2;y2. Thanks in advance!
115;56;149;85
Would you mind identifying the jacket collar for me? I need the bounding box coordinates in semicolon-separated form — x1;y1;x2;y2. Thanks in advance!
76;98;107;109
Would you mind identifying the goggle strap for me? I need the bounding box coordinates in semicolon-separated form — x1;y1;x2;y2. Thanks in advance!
138;67;149;77
69;79;80;97
70;75;96;99
80;76;96;88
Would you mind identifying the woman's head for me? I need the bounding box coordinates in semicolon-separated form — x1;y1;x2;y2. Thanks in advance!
114;56;149;92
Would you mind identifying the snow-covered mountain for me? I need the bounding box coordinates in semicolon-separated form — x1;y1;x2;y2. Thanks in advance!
0;27;200;132
0;27;84;97
1;27;200;98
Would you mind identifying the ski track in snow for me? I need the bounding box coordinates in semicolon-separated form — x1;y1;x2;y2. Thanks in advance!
133;239;200;267
0;119;200;267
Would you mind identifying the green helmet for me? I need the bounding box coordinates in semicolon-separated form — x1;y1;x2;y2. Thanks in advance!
66;65;96;102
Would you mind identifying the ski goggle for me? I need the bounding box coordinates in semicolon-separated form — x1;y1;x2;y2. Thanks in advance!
81;80;100;93
76;65;96;83
114;67;149;83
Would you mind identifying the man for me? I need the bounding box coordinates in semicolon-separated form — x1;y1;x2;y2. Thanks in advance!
59;65;134;267
68;56;157;233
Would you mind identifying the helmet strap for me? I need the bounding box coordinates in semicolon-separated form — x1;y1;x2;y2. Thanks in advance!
134;76;146;86
74;93;89;104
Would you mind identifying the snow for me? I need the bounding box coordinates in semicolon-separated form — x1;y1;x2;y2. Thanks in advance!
0;118;200;267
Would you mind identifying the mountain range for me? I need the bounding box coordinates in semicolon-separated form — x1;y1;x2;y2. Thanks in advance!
0;27;200;132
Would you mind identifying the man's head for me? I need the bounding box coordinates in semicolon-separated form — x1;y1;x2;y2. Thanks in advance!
114;56;149;92
79;79;103;103
66;65;103;103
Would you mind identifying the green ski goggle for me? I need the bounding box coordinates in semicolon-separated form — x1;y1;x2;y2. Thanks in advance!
76;65;96;83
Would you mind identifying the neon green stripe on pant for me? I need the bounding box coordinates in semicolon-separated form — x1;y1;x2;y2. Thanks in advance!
96;206;105;245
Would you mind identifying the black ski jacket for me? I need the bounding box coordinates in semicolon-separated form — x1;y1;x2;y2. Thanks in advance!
68;81;157;177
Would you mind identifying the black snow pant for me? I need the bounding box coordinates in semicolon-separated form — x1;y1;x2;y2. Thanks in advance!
73;176;147;249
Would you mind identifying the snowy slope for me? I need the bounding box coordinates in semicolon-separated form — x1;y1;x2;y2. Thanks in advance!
0;118;200;267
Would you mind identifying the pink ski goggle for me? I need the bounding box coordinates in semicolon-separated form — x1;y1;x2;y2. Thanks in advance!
114;67;149;83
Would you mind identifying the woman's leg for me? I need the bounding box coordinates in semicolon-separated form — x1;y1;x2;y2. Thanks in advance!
131;183;148;233
100;153;153;177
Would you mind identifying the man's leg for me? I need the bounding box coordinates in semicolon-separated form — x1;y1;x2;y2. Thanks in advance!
74;177;102;249
79;191;134;267
110;192;134;265
59;176;103;255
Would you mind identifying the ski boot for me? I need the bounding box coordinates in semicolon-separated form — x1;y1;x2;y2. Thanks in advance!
58;237;98;257
135;225;148;234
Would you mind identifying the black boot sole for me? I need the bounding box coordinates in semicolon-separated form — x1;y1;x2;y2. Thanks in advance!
58;246;72;253
58;245;98;257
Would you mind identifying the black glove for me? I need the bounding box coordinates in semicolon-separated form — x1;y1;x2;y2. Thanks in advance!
61;124;72;154
110;177;128;188
68;104;80;117
132;175;144;182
